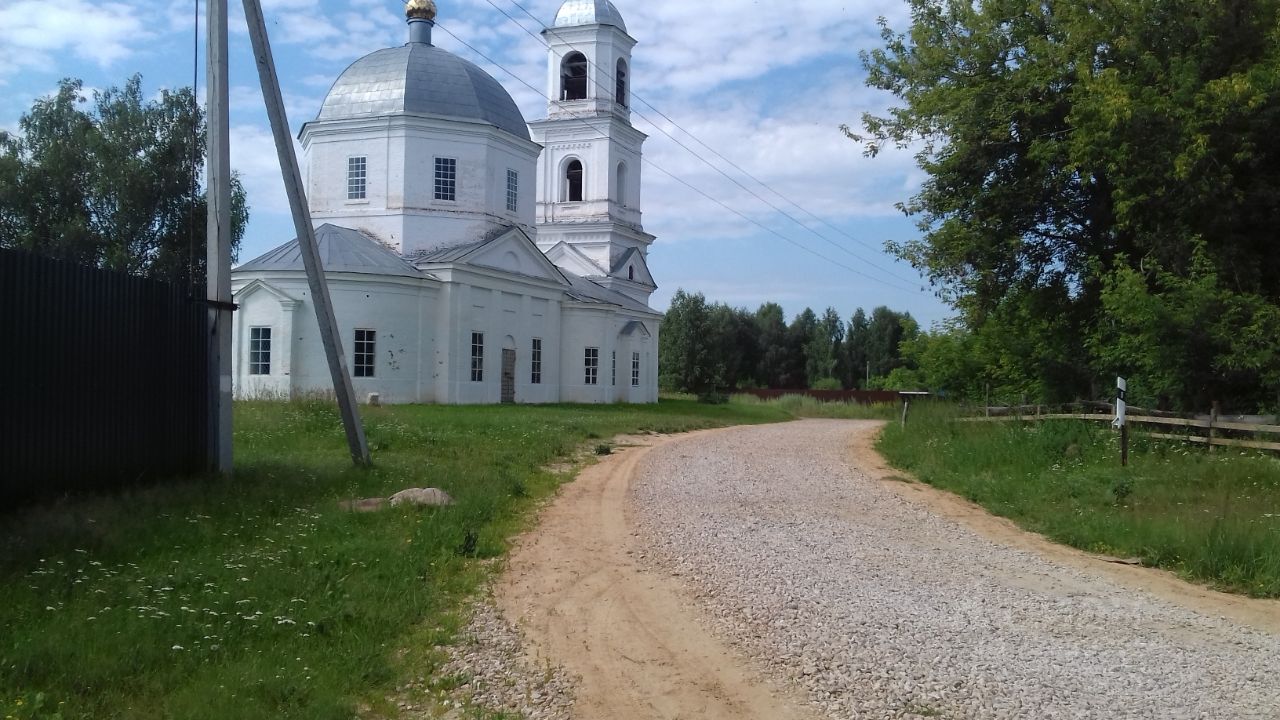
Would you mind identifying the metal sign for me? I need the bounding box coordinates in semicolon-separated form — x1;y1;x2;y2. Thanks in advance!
1113;376;1127;428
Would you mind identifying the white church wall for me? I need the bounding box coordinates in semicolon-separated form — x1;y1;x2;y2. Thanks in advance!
231;284;295;400
233;274;436;404
559;305;618;404
433;269;567;404
304;117;538;255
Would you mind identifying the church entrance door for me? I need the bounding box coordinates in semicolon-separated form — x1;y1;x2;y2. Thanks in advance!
501;349;516;404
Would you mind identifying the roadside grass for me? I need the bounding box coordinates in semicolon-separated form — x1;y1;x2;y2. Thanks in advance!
728;393;901;420
877;403;1280;598
0;399;792;720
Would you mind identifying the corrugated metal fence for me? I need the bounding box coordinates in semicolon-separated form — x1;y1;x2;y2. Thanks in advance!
0;248;209;504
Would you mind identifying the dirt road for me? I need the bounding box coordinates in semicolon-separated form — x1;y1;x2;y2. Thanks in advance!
497;430;821;720
497;421;1280;719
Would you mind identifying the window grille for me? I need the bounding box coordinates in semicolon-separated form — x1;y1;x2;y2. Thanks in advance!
347;156;366;200
435;157;457;201
354;329;376;378
632;352;640;387
506;169;519;213
249;327;271;375
584;347;599;385
471;332;485;382
531;337;542;384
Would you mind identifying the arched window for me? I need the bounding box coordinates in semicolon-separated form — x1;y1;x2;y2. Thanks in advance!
616;162;626;206
565;159;584;202
615;59;628;108
628;265;635;281
561;52;588;101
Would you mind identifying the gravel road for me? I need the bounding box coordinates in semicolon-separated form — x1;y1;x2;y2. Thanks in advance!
632;420;1280;720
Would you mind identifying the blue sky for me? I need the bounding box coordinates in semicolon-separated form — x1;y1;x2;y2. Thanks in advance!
0;0;954;327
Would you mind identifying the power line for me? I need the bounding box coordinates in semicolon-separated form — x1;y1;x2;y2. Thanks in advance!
429;19;925;296
490;0;922;286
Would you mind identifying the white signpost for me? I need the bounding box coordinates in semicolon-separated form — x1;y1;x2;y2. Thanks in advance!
1113;376;1128;466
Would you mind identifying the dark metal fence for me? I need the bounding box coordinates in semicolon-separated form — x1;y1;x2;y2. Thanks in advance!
0;248;209;504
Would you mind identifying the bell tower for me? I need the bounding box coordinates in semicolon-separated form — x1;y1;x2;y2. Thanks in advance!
530;0;656;305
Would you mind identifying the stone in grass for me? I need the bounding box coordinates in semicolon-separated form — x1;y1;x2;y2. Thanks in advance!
389;487;455;508
338;497;389;513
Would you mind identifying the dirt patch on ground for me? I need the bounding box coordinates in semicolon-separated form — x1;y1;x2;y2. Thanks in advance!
496;429;821;720
849;421;1280;635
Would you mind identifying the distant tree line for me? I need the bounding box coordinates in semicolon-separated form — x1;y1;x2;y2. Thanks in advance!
658;289;918;396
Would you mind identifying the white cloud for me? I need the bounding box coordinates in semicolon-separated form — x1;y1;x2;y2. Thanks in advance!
0;1;149;83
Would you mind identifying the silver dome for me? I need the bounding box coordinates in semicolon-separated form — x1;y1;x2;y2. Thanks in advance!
318;44;529;140
553;0;627;31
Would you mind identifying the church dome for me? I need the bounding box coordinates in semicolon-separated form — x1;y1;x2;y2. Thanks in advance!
553;0;627;31
318;44;530;140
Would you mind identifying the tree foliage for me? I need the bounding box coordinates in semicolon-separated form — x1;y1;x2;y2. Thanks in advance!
0;76;248;286
853;0;1280;410
659;291;918;394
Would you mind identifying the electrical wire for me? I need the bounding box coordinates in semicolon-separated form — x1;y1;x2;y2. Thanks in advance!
489;0;922;286
429;19;925;296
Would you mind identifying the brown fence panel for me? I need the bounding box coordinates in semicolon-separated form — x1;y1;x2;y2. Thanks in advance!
737;388;902;404
0;249;209;504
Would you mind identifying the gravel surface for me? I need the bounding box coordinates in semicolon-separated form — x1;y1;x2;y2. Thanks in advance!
631;420;1280;720
431;597;576;720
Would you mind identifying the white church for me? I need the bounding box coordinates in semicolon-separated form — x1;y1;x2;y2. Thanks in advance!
230;0;661;404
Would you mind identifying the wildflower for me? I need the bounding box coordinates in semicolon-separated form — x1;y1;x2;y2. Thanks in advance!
172;645;185;651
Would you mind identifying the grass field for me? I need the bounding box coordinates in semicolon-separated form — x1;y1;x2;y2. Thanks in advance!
877;404;1280;598
6;395;1276;719
0;398;795;720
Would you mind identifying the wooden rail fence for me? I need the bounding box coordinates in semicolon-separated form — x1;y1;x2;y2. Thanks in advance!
963;404;1280;453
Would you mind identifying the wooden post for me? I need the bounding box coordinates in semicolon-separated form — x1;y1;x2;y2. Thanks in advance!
242;0;371;466
984;382;990;417
1121;423;1129;467
1208;400;1220;453
206;0;233;475
901;398;910;428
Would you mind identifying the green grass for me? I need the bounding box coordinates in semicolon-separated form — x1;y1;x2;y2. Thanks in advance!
877;403;1280;597
0;398;794;720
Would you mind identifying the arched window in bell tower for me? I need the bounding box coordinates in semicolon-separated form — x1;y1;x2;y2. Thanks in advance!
615;59;628;108
564;159;584;202
616;162;627;207
561;52;588;100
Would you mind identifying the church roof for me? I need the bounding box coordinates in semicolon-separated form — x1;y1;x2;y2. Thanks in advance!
317;44;530;140
234;224;424;279
563;272;655;314
553;0;627;31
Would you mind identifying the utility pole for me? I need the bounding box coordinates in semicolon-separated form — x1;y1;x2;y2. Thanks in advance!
242;0;371;465
206;0;233;474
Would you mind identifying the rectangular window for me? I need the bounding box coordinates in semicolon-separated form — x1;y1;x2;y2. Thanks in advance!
632;352;640;387
506;168;519;213
531;337;542;384
584;347;599;385
353;328;376;378
249;327;271;375
434;157;457;201
471;332;485;382
611;350;617;386
347;156;367;200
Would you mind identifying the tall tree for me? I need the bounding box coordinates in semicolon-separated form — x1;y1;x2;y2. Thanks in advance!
658;289;721;396
0;76;248;285
787;308;819;389
843;308;870;389
754;302;792;388
854;0;1280;409
806;307;845;387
